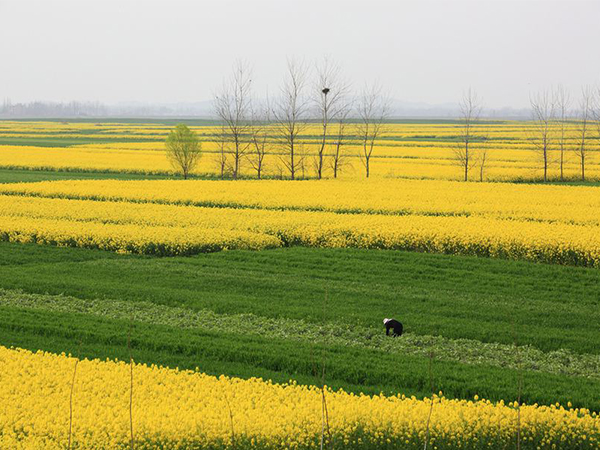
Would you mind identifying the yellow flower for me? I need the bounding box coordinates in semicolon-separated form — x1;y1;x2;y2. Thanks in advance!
0;345;598;449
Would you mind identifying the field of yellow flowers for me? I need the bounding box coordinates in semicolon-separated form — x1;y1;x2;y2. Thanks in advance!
1;178;600;265
1;119;600;449
0;120;598;181
2;345;598;450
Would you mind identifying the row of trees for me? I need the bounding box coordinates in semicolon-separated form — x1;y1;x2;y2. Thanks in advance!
529;85;600;182
212;59;390;180
166;60;600;182
0;99;107;118
456;86;600;182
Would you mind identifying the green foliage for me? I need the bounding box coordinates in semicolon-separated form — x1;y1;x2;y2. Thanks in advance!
2;288;599;380
2;305;600;411
165;124;202;179
0;243;599;411
0;243;598;354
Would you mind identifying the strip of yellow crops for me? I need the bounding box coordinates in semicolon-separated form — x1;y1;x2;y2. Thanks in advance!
2;120;598;180
2;178;600;226
2;144;596;180
1;186;600;265
1;346;598;449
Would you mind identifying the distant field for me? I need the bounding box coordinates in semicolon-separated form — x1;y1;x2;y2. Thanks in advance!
0;168;173;183
1;119;599;181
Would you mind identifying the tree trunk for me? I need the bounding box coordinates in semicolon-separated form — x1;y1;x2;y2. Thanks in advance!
543;140;548;182
464;142;469;182
560;150;564;182
317;152;324;179
317;127;326;180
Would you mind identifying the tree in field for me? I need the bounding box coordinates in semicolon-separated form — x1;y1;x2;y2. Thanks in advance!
273;60;310;180
554;85;571;181
356;83;390;178
453;88;482;181
574;86;593;181
215;125;229;180
329;101;353;178
165;124;202;179
213;61;253;180
530;89;555;182
594;87;600;159
477;146;489;182
248;97;271;180
312;58;350;179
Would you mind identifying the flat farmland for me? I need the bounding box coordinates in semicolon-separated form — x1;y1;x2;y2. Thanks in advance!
0;120;599;181
1;120;599;449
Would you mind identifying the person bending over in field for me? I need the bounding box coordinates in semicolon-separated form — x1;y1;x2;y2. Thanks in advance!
383;318;403;337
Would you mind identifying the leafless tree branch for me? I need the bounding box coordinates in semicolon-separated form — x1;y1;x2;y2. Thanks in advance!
453;88;483;181
356;83;390;178
312;58;351;179
272;59;310;180
553;85;571;181
213;60;253;180
529;89;556;182
574;86;593;181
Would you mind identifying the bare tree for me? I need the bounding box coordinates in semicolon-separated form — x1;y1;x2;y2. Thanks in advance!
165;124;202;179
478;146;489;182
594;87;600;159
312;58;350;179
329;102;353;178
272;60;310;180
248;97;271;179
554;85;571;181
530;90;555;182
298;143;310;179
574;86;593;182
356;83;390;178
215;125;229;179
213;61;253;180
453;88;482;181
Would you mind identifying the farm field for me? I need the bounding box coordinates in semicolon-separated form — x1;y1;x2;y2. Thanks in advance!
1;120;600;448
0;120;599;181
1;243;600;447
3;346;598;449
3;178;600;265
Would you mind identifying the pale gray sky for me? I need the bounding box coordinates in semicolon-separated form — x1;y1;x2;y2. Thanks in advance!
1;0;599;109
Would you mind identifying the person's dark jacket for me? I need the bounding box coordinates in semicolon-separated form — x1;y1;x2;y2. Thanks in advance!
385;319;403;337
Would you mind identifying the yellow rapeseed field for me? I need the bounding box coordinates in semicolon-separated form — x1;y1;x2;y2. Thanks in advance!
1;179;600;265
3;178;600;225
1;346;598;449
0;121;598;180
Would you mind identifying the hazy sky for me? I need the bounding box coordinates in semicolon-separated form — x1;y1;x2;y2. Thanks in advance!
1;0;599;108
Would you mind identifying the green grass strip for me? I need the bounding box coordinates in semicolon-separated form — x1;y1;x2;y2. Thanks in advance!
2;288;598;380
3;305;600;411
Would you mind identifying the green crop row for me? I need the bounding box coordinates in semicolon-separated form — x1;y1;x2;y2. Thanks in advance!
2;288;598;380
0;243;598;355
1;305;600;411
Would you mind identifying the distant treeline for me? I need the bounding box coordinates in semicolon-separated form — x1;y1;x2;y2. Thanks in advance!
0;100;107;118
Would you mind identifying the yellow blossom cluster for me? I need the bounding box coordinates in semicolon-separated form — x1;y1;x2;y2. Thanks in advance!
2;178;599;226
1;120;598;180
1;179;600;264
1;346;598;449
